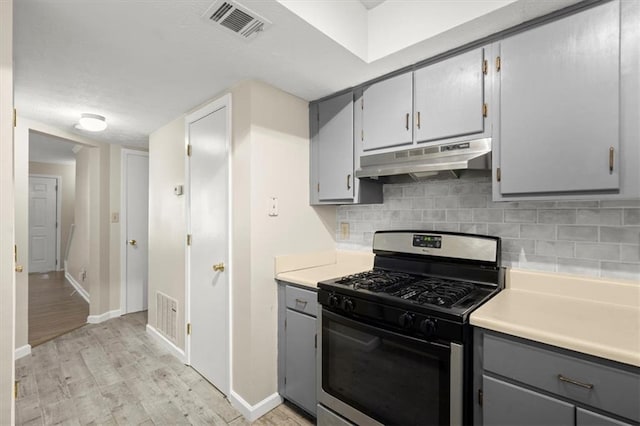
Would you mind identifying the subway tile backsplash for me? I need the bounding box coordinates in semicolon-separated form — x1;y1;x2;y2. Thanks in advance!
336;175;640;282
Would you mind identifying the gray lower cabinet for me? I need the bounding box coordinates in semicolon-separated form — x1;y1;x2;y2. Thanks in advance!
477;330;639;426
483;375;575;426
495;0;640;200
278;282;317;416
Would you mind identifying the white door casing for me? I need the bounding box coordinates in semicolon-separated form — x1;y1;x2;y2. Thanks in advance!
186;94;231;395
121;150;149;314
28;175;60;273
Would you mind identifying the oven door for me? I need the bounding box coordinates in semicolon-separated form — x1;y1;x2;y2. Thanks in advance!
317;308;463;426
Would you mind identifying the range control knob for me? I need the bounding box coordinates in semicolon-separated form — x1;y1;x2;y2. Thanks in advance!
328;294;340;308
420;319;437;337
343;298;355;313
398;312;415;329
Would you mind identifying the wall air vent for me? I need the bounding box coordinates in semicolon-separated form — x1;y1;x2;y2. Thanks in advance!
203;0;271;40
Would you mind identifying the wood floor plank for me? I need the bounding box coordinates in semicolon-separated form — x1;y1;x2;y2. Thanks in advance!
28;271;89;347
16;312;315;426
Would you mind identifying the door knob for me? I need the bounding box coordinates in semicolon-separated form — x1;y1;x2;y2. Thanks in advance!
213;263;225;272
128;239;137;246
15;265;23;273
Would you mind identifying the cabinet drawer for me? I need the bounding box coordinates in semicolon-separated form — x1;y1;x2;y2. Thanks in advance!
286;285;318;316
483;375;575;426
484;333;640;422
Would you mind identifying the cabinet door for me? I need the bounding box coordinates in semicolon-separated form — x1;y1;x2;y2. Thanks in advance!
499;1;620;195
285;309;316;415
483;375;574;426
362;72;413;151
577;408;634;426
317;93;354;200
414;48;485;143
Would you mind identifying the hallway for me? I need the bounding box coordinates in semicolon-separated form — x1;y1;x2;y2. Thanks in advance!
29;271;88;347
15;312;313;425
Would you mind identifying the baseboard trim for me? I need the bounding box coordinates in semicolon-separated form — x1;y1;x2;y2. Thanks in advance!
229;391;283;422
146;324;186;363
15;344;31;360
64;270;90;303
87;309;121;324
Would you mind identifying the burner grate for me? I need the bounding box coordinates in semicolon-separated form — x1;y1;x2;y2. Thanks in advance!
335;270;476;308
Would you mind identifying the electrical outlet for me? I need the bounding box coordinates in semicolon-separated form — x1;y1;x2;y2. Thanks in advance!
340;222;350;239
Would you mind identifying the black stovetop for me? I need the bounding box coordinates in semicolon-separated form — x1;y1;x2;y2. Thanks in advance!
319;267;500;322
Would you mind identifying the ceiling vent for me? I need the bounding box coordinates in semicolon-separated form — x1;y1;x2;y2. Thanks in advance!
203;0;271;40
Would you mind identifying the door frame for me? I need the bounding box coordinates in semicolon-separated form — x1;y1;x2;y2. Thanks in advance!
184;93;233;395
28;174;62;272
120;148;150;315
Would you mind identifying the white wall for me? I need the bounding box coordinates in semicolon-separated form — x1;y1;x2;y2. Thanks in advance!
148;80;336;410
237;81;336;404
148;116;186;345
0;0;15;421
67;147;91;294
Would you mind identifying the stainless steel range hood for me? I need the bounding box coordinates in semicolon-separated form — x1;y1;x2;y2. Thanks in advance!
356;138;491;183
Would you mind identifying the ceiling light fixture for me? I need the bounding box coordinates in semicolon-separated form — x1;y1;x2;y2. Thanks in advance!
75;113;107;132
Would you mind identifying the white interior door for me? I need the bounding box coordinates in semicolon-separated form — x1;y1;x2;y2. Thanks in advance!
29;176;58;273
188;100;230;395
122;151;149;314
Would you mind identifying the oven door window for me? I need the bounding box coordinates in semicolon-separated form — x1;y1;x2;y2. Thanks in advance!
322;309;450;426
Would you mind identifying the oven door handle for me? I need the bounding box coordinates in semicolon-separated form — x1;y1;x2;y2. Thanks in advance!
322;308;451;352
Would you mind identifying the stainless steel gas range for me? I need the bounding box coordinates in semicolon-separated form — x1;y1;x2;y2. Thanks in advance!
316;230;505;426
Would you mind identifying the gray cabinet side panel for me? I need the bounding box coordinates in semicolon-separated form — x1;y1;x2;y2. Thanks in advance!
285;309;317;415
318;93;354;200
500;0;620;195
362;72;414;151
576;408;634;426
309;103;320;204
483;375;575;426
414;47;485;143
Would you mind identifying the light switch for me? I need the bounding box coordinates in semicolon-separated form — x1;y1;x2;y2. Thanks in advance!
174;185;184;196
268;197;278;217
111;212;120;223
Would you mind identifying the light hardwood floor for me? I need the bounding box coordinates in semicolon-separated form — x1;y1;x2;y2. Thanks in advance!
15;311;314;426
29;271;89;347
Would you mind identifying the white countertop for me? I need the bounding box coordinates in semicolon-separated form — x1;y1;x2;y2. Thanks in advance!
274;250;374;289
470;269;640;367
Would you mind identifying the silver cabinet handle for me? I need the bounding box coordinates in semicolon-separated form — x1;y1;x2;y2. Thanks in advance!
609;147;614;173
405;113;409;130
558;374;594;390
347;174;351;190
295;299;308;307
416;111;421;129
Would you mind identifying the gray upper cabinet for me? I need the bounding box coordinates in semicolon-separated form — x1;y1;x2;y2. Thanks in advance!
310;93;382;205
362;72;414;151
497;0;621;196
414;47;486;144
317;92;354;201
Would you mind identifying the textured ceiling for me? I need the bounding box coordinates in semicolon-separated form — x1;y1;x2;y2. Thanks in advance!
30;132;77;165
15;0;580;148
360;0;386;10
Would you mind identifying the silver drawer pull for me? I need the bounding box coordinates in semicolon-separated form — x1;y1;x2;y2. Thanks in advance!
558;374;594;390
295;299;308;307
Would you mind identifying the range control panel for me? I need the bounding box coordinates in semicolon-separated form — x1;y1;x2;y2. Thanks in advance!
412;234;442;249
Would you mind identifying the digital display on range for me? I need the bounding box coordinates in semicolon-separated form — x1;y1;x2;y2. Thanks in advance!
412;234;442;249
